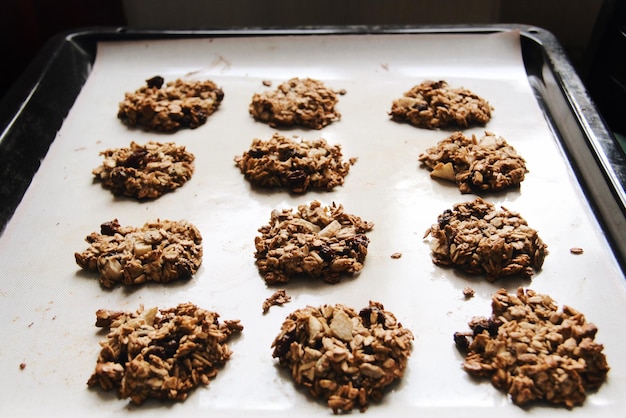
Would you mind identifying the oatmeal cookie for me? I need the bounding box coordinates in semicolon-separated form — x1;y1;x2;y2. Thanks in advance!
75;219;203;288
390;80;492;129
249;77;341;129
87;303;242;405
118;75;224;132
424;197;547;281
234;133;356;193
454;287;609;408
418;131;528;194
272;301;414;413
254;201;374;285
92;141;195;199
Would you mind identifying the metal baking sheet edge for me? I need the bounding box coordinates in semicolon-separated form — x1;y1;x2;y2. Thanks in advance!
0;24;624;273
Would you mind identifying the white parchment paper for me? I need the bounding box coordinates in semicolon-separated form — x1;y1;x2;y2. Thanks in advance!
1;31;625;417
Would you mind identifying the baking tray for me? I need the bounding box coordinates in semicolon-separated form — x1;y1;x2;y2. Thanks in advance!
1;26;625;417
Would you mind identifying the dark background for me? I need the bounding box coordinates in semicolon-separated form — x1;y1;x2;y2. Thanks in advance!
0;0;624;137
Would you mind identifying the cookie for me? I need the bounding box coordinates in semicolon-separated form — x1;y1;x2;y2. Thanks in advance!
424;197;547;281
87;303;242;405
390;80;492;129
249;77;341;129
118;75;224;132
454;287;609;407
92;141;195;199
234;133;356;193
418;131;527;194
75;219;203;288
254;200;374;285
271;301;413;413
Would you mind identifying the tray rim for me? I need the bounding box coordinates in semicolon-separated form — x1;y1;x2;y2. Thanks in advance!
0;24;624;272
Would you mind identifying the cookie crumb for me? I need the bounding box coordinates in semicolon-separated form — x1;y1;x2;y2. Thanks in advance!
19;363;26;370
462;287;475;298
390;252;402;259
262;80;272;86
262;289;292;314
570;247;584;254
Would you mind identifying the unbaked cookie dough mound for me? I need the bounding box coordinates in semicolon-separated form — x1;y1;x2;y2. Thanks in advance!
249;77;341;129
390;80;492;129
418;131;528;194
454;287;609;408
92;141;195;199
271;301;414;413
118;75;224;132
424;197;547;281
234;133;356;193
75;218;203;288
87;303;243;405
254;200;374;285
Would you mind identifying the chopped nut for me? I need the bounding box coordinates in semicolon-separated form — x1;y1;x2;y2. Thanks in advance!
390;80;492;129
430;162;456;181
254;201;374;285
249;77;341;129
329;308;353;341
271;302;413;413
418;131;527;194
234;133;355;193
455;288;609;408
75;219;202;288
92;141;195;199
262;289;292;314
118;76;224;132
424;197;547;281
87;303;242;405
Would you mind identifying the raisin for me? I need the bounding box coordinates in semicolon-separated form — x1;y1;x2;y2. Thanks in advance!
122;150;149;168
100;220;121;236
146;75;164;89
316;243;335;262
453;332;471;352
287;169;309;193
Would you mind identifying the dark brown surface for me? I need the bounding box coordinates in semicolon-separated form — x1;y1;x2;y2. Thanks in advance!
0;0;126;100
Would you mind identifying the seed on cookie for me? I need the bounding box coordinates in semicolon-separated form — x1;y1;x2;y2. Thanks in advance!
390;80;492;129
118;75;224;132
454;287;609;408
271;301;413;413
75;218;203;288
249;77;341;129
234;133;356;193
424;197;548;281
418;131;528;194
87;303;242;405
254;200;374;285
92;141;195;199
